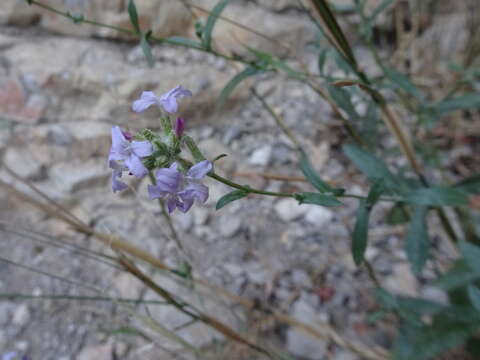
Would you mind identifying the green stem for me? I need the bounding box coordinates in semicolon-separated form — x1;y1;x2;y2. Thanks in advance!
148;172;184;251
208;172;293;198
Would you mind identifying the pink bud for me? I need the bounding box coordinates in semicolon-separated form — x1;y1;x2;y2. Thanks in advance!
122;130;133;141
174;117;185;138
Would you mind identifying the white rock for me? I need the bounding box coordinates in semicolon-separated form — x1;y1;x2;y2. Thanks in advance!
249;145;272;166
3;147;44;179
291;269;312;288
275;198;307;222
113;273;143;299
192;206;209;226
12;304;30;327
304;205;333;226
384;263;418;297
219;216;242;237
286;297;327;360
76;342;113;360
334;350;359;360
50;159;110;193
421;285;449;305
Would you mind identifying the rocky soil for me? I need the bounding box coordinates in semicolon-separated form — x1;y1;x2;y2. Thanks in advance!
0;0;476;359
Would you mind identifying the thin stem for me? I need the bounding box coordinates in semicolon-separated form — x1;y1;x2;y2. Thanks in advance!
148;172;184;251
0;293;168;305
208;172;293;198
251;88;303;150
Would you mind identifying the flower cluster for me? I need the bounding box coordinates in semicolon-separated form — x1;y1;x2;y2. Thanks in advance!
108;86;212;213
2;352;30;360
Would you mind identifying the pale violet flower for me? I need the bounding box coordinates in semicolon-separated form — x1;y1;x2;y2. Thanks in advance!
148;160;212;213
108;126;153;192
132;85;192;113
109;160;128;193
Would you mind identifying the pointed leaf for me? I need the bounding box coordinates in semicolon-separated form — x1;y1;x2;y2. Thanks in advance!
327;85;359;120
165;36;203;49
343;143;407;194
405;205;429;274
127;0;140;34
454;173;480;195
218;66;262;108
352;200;369;265
459;241;480;273
140;35;154;68
216;190;248;210
202;0;230;50
299;152;333;193
384;67;425;102
405;186;469;206
468;285;480;311
434;93;480;114
294;192;342;207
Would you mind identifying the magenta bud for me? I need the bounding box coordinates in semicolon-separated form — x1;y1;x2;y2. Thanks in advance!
122;130;133;141
174;117;185;138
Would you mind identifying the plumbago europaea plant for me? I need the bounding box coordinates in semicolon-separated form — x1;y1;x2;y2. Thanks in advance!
14;0;480;359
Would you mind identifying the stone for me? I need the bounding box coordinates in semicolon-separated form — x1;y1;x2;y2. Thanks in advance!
275;198;307;222
219;216;242;237
113;272;143;299
0;0;39;26
12;304;30;328
291;269;312;288
3;147;45;180
76;342;113;360
384;263;418;297
249;145;272;166
49;159;110;193
304;205;334;226
66;121;112;161
421;285;449;306
192;206;209;226
334;350;359;360
286;296;327;360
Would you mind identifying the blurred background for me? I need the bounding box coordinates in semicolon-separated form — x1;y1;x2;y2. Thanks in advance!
0;0;479;359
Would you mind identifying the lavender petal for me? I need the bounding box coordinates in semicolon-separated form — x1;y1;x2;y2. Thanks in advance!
125;155;148;178
186;160;212;179
131;140;153;157
132;91;158;112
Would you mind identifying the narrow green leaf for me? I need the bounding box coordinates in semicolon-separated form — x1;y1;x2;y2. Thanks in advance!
435;260;480;290
405;205;429;274
384;67;425;102
127;0;141;34
310;0;357;67
352;200;369;265
299;153;333;193
467;285;480;311
454;173;480;195
202;0;230;50
217;66;262;108
405;186;469;206
216;190;248;210
246;47;304;79
183;136;206;162
317;48;330;75
459;241;480;273
165;36;203;49
140;36;154;68
327;84;359;120
434;93;480;114
343;143;407;194
294;192;342;207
